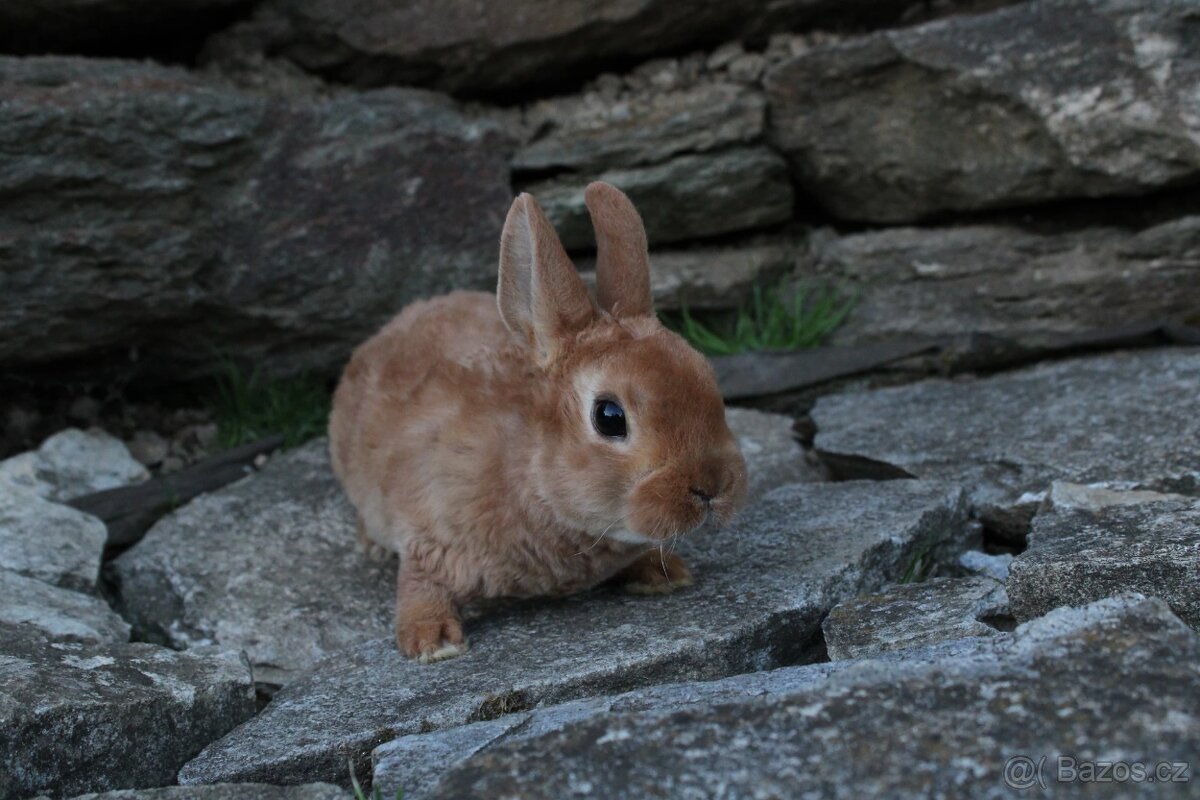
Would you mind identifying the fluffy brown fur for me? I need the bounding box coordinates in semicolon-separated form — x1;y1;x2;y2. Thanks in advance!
329;182;748;662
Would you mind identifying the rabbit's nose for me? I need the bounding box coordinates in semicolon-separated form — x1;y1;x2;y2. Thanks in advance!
690;486;713;505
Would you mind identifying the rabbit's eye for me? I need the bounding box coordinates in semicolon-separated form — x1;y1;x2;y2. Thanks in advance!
592;398;627;439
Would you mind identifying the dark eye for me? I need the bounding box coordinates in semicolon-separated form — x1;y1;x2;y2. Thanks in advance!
592;398;627;439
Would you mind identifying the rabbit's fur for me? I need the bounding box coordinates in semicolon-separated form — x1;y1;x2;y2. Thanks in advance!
329;183;747;662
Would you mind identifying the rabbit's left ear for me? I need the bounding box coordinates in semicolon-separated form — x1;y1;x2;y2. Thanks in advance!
497;192;596;362
585;182;653;318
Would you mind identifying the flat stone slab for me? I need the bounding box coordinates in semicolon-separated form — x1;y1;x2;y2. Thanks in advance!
811;348;1200;539
0;628;255;799
0;568;130;644
403;595;1198;799
1010;483;1200;628
0;427;148;501
49;785;348;800
0;481;107;591
822;576;1008;660
112;409;818;687
178;479;968;787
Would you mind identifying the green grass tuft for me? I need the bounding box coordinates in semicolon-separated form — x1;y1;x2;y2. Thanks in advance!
209;360;331;448
664;280;855;356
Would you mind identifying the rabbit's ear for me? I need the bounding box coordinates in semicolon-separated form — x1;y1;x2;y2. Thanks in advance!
585;182;653;318
498;193;596;360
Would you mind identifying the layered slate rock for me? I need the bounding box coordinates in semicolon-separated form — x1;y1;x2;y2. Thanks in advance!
515;82;764;173
811;348;1200;539
112;441;392;688
0;483;107;590
580;241;792;311
208;0;920;93
0;56;513;381
48;785;348;800
0;427;148;501
0;569;130;644
373;661;853;799
1010;483;1200;628
410;596;1199;799
112;409;814;686
178;479;968;786
801;217;1200;348
0;628;255;799
822;576;1008;660
766;0;1200;222
527;148;792;249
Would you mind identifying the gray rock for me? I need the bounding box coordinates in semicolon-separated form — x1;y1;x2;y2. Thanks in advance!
0;1;245;54
579;240;792;311
527;147;793;249
1010;485;1200;628
811;348;1200;539
178;479;968;786
766;0;1200;222
374;661;851;800
0;483;107;591
209;0;922;94
57;785;348;800
958;550;1013;583
0;569;130;643
724;407;824;497
421;595;1199;799
800;217;1200;348
822;576;1008;660
0;427;148;501
0;56;513;382
112;408;817;686
112;441;393;688
515;83;764;173
0;629;255;798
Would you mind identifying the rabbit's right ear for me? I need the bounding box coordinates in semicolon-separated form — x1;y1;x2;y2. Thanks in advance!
497;193;596;363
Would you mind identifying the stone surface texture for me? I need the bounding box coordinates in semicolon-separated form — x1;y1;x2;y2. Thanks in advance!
414;596;1199;799
822;576;1008;660
1010;484;1200;628
528;147;793;249
112;408;813;686
515;82;764;173
0;629;255;799
766;0;1200;222
811;348;1200;534
0;56;513;381
208;0;917;93
0;427;148;501
178;479;968;786
579;240;792;311
0;569;130;644
52;785;348;800
801;217;1200;347
0;482;107;591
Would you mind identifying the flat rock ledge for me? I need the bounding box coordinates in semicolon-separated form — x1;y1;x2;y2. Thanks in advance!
111;408;818;687
0;568;130;644
178;478;969;787
811;348;1200;541
821;575;1008;661
375;595;1198;799
0;628;255;799
1010;483;1200;629
38;785;348;800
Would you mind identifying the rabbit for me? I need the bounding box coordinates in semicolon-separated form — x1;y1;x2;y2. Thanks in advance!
328;182;748;662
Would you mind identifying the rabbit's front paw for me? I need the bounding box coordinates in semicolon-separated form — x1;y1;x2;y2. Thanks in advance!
397;612;467;663
621;550;693;595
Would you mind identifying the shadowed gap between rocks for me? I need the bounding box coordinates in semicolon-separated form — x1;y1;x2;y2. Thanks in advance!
0;2;258;66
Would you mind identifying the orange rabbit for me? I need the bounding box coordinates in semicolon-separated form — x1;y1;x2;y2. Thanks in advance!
329;182;747;662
